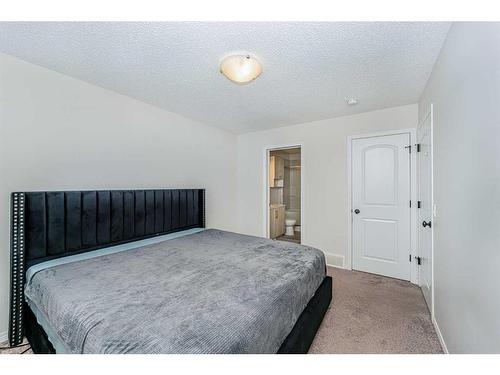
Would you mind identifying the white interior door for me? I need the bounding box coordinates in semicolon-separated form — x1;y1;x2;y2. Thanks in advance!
352;133;411;280
418;110;433;312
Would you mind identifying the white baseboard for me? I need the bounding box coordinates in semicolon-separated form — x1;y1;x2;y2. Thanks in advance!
432;316;449;354
326;263;350;271
0;330;7;344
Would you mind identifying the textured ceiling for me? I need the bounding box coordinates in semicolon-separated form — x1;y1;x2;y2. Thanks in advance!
0;22;450;133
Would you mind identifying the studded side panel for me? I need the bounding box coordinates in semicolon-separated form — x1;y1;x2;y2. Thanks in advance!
9;193;25;346
201;190;206;228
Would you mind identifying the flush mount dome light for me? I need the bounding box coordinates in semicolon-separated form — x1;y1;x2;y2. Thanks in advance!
220;54;262;84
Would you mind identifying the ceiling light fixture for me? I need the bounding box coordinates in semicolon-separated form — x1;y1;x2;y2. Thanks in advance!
220;54;262;85
346;97;359;106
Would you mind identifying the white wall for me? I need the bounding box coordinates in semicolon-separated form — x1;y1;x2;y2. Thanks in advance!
237;104;417;267
0;53;238;340
419;23;500;353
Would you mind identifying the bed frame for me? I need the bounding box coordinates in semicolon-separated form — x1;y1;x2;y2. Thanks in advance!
9;188;332;354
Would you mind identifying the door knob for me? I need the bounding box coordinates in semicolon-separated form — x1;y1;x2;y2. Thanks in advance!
354;209;360;214
422;220;432;228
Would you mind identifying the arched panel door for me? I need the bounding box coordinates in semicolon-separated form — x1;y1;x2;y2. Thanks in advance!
352;133;411;280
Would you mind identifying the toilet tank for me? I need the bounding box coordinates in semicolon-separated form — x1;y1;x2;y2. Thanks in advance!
285;209;301;225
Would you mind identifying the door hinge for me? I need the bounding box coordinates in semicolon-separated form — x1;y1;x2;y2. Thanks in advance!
417;200;421;208
410;255;422;265
409;200;412;208
416;143;421;152
404;145;411;153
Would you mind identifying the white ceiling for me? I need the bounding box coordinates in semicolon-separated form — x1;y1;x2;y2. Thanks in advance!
0;22;450;134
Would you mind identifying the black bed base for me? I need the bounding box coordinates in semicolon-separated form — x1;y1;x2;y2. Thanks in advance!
24;276;332;354
278;276;332;354
24;305;55;354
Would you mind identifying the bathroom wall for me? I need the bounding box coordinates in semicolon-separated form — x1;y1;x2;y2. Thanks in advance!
283;160;291;208
286;165;301;211
283;156;301;222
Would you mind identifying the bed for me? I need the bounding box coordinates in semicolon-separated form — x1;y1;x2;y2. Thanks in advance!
9;189;332;354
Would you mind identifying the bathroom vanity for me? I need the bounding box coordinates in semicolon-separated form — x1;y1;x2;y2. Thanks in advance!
270;204;285;239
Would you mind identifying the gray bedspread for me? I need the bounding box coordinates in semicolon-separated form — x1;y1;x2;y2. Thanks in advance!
24;229;326;353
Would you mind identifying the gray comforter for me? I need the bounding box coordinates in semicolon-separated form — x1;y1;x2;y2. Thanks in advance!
24;229;326;353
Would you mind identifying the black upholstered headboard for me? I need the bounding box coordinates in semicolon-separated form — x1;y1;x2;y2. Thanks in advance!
9;188;205;346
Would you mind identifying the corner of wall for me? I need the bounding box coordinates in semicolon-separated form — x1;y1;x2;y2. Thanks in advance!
432;316;449;354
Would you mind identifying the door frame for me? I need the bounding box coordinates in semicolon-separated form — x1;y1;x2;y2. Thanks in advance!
263;143;305;242
417;105;435;315
347;129;418;284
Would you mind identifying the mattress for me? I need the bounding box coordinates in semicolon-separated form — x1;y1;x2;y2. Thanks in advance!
24;229;326;354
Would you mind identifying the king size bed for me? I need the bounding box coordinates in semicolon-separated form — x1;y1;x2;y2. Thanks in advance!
9;189;332;354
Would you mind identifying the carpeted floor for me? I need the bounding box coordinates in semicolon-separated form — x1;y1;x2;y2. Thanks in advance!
0;266;442;354
0;338;33;354
309;267;443;353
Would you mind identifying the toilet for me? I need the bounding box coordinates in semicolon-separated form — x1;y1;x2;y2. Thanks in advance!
285;218;296;236
285;211;296;236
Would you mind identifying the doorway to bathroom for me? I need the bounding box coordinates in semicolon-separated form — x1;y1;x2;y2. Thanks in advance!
266;146;302;244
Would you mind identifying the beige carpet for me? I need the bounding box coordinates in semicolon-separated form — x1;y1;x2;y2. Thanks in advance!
309;267;443;353
0;266;442;354
0;338;32;354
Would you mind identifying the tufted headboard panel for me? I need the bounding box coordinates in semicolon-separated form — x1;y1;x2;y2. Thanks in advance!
9;188;205;346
